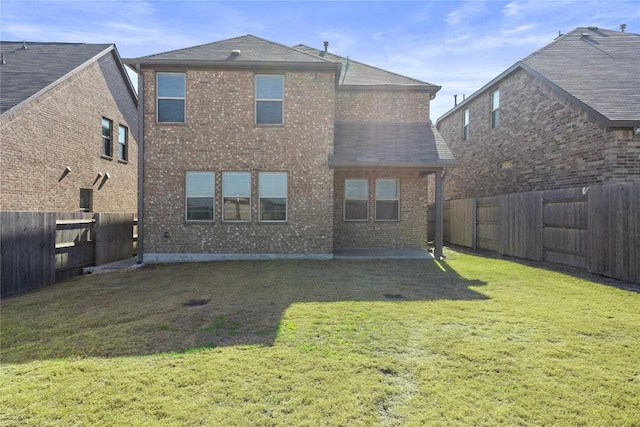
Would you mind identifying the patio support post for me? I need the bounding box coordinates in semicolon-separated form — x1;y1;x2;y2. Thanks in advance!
136;63;144;265
434;169;444;259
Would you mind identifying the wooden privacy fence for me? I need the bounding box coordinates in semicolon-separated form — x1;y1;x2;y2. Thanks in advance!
430;183;639;284
1;212;137;297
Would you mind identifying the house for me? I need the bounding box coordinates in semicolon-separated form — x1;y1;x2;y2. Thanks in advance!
124;35;456;262
0;42;138;213
436;27;640;200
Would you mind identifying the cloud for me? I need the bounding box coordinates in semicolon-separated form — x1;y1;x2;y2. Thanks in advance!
445;1;488;26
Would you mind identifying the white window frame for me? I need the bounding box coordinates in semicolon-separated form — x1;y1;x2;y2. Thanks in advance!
491;89;500;129
101;118;112;157
255;75;284;125
375;179;400;221
185;171;215;222
118;125;128;161
157;72;186;123
462;108;470;141
344;178;369;221
259;172;288;222
222;172;251;222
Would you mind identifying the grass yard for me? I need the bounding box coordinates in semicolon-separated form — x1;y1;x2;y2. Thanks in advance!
1;249;639;426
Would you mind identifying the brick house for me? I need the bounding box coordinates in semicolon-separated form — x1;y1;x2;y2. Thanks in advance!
0;42;138;212
125;35;455;262
436;27;640;200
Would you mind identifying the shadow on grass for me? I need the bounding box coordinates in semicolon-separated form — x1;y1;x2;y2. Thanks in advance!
1;259;487;363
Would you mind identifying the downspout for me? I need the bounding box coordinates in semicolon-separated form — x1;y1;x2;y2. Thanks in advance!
136;63;145;264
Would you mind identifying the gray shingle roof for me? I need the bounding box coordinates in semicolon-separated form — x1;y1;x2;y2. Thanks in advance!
294;44;440;90
438;27;640;126
128;35;333;65
330;122;456;168
522;27;640;122
0;42;113;114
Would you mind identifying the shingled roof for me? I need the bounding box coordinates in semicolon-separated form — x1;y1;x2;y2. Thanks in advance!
329;122;456;168
437;27;640;127
294;44;441;91
0;42;133;116
126;35;338;71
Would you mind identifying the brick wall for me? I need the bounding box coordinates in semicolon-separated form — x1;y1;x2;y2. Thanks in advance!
333;169;428;249
142;68;335;256
0;53;138;212
437;68;640;200
336;90;430;122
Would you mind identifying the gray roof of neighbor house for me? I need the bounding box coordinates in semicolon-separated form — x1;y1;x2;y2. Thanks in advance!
125;34;339;72
294;44;441;92
437;27;640;127
0;42;136;116
330;122;457;168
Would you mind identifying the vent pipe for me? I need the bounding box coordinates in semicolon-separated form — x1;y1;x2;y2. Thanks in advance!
454;94;457;107
323;41;329;52
620;24;626;32
23;41;27;49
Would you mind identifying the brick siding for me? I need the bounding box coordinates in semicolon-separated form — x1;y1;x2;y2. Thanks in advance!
333;168;428;249
436;69;640;201
0;53;138;212
336;90;430;122
141;69;335;255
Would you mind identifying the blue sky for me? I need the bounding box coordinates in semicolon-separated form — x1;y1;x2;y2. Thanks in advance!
2;0;638;119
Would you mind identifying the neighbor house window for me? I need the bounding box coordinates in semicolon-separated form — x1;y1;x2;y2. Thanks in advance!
157;73;185;123
256;75;284;124
463;108;470;140
344;179;368;221
102;118;112;157
375;179;400;221
80;189;92;212
259;172;287;221
223;172;251;222
186;171;215;221
491;89;500;128
118;125;128;161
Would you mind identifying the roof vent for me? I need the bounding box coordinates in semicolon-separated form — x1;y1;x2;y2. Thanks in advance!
587;26;599;31
231;49;241;56
323;41;329;52
620;23;627;32
581;31;590;37
22;41;27;49
1;53;5;65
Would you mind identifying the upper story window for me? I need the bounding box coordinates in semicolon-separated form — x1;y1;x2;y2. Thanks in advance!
118;125;128;161
462;108;470;140
344;179;368;221
157;73;185;123
491;89;500;129
223;172;251;222
375;179;400;221
101;118;112;157
185;171;215;222
255;75;284;125
259;172;287;222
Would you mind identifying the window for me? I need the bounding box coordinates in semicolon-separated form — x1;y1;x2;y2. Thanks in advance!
118;125;128;161
223;172;251;222
491;89;500;128
79;189;92;212
375;179;400;221
463;108;470;140
101;118;112;157
259;172;287;221
344;179;368;221
157;73;185;123
186;172;215;221
256;75;284;124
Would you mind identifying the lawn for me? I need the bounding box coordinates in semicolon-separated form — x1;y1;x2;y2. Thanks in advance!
1;249;639;426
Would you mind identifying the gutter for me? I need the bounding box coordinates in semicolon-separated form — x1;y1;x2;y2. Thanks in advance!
136;63;145;264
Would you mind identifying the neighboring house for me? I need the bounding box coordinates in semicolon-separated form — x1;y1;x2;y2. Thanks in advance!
436;27;640;200
124;34;455;262
0;42;138;212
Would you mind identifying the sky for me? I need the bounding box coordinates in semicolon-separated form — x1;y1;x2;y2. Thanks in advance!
2;0;639;120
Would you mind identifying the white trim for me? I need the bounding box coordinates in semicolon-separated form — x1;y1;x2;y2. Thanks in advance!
144;253;333;263
222;171;251;222
255;74;284;125
258;172;288;222
156;72;186;123
185;171;215;222
344;178;369;221
375;178;400;222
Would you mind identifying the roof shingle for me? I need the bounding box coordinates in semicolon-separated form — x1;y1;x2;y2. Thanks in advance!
0;42;112;114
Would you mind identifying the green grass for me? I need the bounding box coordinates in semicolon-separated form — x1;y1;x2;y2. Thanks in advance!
1;249;639;426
